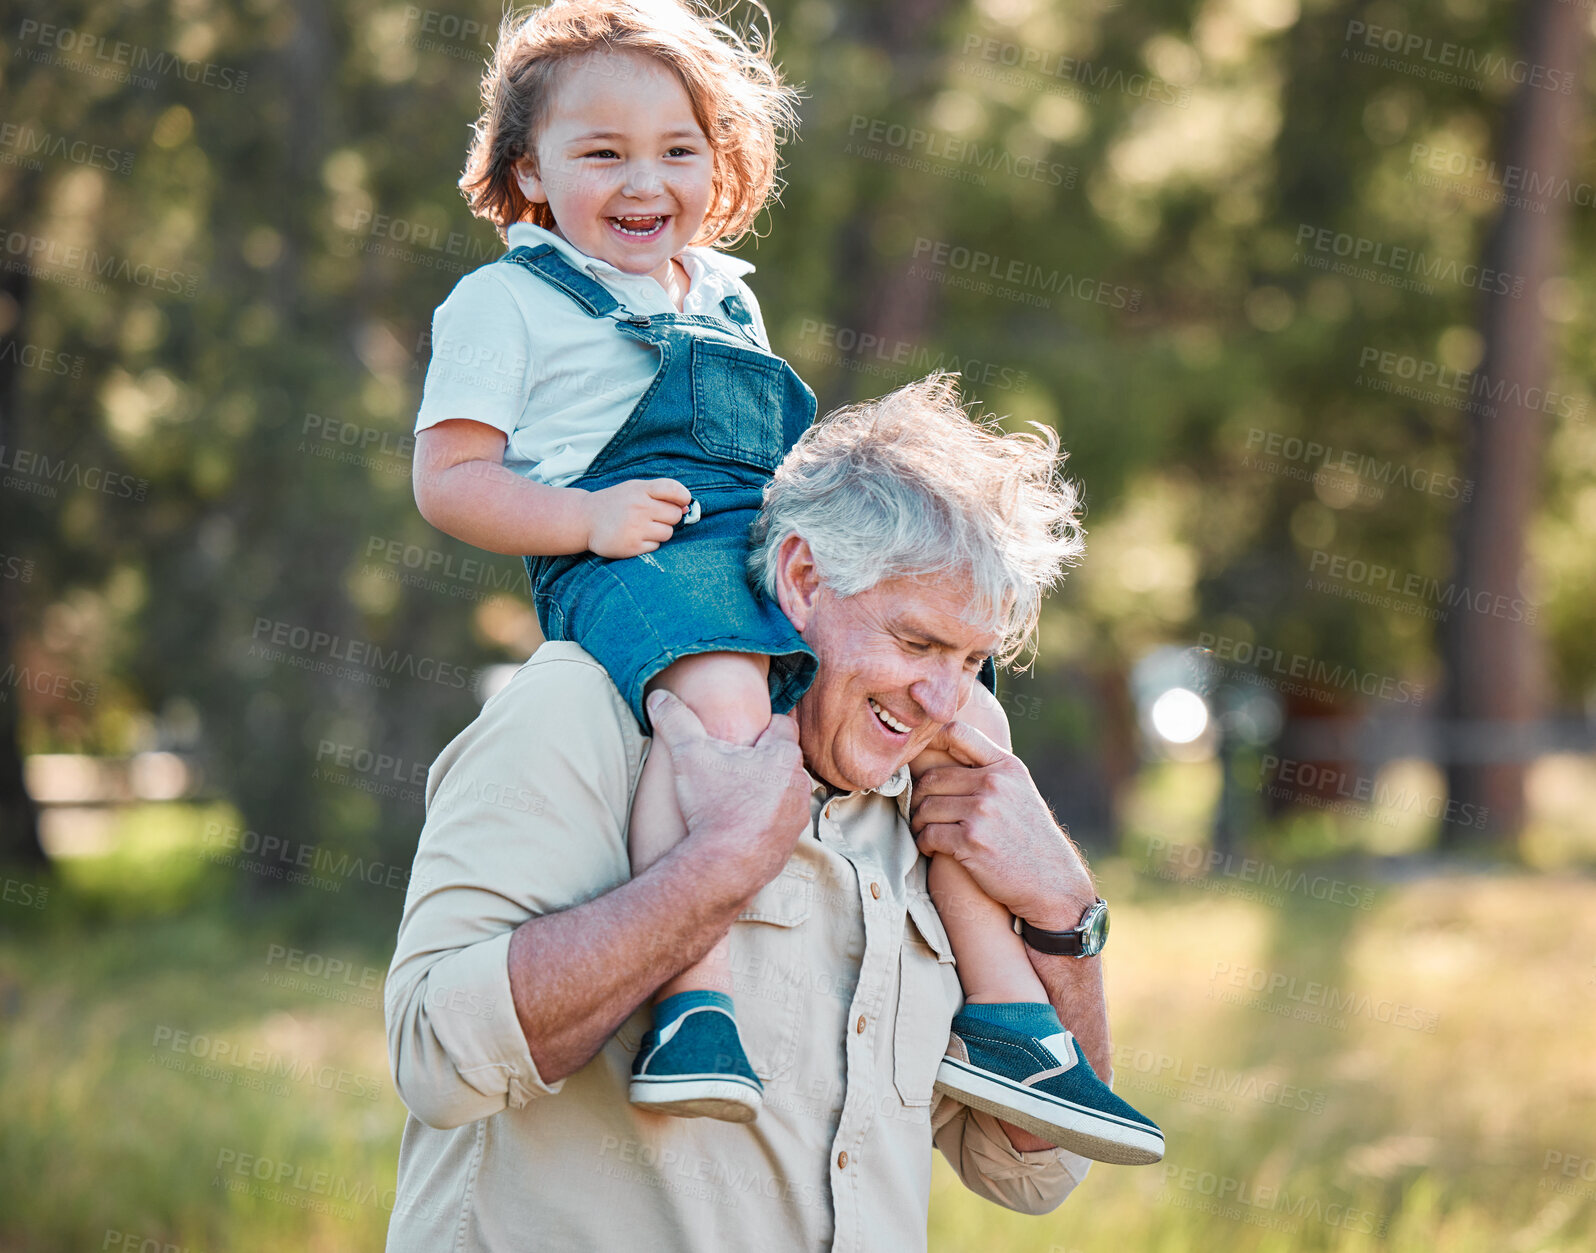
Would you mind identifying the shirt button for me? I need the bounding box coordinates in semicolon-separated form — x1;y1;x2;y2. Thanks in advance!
855;1015;866;1034
837;1151;848;1170
870;882;881;899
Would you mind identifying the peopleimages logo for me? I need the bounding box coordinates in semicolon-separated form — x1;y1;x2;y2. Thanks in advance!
1294;223;1526;297
0;229;200;298
1358;347;1586;422
1342;20;1575;94
15;20;249;92
1145;835;1379;910
1209;960;1440;1033
1196;631;1425;706
1260;754;1489;832
958;33;1192;108
1160;1164;1389;1237
1242;426;1471;502
909;237;1142;312
1408;143;1596;212
247;617;472;689
1306;550;1537;625
845;115;1076;188
0;122;134;175
795;319;1028;393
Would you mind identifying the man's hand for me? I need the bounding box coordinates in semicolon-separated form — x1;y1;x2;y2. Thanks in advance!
646;689;811;900
908;719;1096;929
583;478;692;558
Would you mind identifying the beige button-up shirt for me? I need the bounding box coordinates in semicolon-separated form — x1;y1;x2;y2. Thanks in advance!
384;643;1090;1251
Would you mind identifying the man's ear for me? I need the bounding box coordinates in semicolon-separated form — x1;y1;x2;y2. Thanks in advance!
773;534;822;632
512;156;546;205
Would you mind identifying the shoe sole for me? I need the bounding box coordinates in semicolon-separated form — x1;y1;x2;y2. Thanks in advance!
630;1075;762;1123
934;1059;1165;1165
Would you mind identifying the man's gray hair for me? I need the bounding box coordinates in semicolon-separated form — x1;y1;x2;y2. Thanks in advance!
747;372;1084;667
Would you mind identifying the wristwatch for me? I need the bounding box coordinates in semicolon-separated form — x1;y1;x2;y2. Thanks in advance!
1013;897;1109;957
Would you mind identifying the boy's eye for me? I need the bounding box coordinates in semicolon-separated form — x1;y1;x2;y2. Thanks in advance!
583;149;619;159
666;146;695;157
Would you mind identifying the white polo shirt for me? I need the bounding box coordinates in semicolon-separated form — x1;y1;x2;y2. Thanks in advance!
415;222;772;487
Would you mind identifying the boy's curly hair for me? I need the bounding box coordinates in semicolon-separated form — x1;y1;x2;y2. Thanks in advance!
461;0;799;246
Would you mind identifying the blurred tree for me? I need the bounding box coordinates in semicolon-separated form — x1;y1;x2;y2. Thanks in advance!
1441;0;1589;844
0;0;1592;880
0;257;45;865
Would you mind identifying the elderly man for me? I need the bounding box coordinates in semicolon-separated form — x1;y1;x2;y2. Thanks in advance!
385;375;1126;1250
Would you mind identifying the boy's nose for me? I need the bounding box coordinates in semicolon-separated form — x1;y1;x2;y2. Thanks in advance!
623;163;664;196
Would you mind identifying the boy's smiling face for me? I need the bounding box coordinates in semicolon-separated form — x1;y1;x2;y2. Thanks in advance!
515;49;715;292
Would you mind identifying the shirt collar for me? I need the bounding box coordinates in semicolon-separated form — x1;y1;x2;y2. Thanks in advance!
503;222;755;293
805;763;914;819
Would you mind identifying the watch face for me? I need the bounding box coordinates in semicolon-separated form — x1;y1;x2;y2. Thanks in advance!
1084;901;1109;955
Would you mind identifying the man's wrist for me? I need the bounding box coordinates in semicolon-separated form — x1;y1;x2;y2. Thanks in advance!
1019;889;1099;933
653;830;764;924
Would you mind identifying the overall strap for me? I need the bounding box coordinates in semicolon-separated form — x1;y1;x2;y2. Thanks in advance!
499;244;623;319
716;290;757;330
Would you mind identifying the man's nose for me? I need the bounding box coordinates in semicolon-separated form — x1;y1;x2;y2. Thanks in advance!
910;668;965;725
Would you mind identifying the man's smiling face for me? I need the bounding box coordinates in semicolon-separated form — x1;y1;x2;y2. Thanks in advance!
775;536;1001;793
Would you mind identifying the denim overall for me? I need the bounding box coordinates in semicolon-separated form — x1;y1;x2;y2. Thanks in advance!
502;243;820;733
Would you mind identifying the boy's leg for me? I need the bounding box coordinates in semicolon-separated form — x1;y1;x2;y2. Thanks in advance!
628;730;736;997
915;684;1047;1005
914;685;1164;1165
927;851;1047;1003
627;651;772;1122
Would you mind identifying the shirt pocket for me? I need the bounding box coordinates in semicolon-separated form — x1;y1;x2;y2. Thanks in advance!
728;863;814;1083
894;890;961;1107
616;862;815;1070
689;340;785;472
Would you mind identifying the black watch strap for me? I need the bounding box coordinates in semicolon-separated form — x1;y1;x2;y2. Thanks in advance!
1016;917;1088;955
1013;898;1107;956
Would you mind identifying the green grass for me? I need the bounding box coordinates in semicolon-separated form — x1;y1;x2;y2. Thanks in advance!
2;815;1593;1251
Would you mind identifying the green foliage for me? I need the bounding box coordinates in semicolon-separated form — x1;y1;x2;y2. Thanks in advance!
2;1;1592;860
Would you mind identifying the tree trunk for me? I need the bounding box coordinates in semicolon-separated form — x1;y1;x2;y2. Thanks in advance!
831;0;954;376
0;246;46;865
1441;0;1587;846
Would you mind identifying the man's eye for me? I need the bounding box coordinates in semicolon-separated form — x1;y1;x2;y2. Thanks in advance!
900;639;931;654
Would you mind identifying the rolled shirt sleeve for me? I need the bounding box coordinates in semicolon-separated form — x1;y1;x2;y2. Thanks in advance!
931;1098;1093;1215
384;646;646;1129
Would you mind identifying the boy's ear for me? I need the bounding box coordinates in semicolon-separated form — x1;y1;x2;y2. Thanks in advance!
512;157;546;205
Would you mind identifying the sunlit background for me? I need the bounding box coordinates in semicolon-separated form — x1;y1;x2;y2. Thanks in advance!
2;0;1594;1248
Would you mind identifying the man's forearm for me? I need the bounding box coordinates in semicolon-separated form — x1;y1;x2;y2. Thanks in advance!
1021;841;1112;1077
992;951;1113;1154
505;838;750;1083
1030;952;1112;1078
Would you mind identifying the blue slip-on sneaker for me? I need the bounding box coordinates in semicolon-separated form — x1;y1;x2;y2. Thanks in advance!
934;1014;1165;1164
629;997;763;1123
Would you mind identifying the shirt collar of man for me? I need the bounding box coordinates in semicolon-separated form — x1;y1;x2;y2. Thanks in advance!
805;762;913;821
504;221;755;302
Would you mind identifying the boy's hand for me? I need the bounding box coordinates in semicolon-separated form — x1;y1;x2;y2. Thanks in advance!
582;478;692;558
